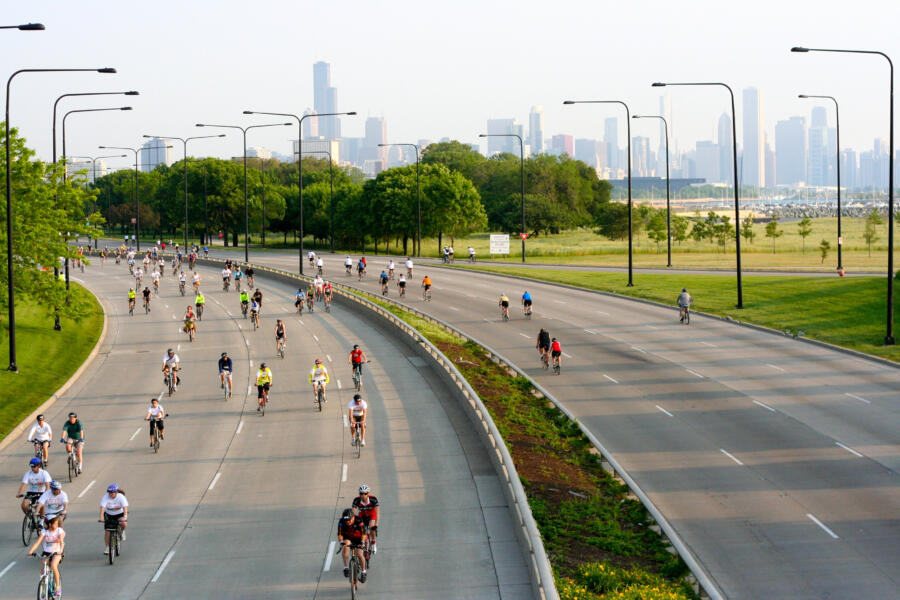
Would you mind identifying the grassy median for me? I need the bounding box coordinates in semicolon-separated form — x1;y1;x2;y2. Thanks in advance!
0;283;103;443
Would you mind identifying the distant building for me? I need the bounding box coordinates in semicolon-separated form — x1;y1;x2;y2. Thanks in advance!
486;118;524;155
551;134;574;158
604;117;618;171
775;116;807;185
742;87;765;188
632;136;653;177
247;146;272;159
764;136;777;188
840;148;857;190
528;105;544;156
140;137;172;172
717;112;732;185
657;95;672;176
694;141;720;184
574;138;599;167
313;61;341;139
292;139;340;164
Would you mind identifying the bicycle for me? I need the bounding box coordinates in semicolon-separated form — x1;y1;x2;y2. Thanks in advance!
221;373;232;400
422;287;431;302
324;296;332;313
149;418;162;453
314;382;326;412
152;280;159;295
541;350;550;370
399;284;406;297
63;440;80;482
381;281;388;296
317;265;323;276
352;363;364;391
20;497;42;546
33;552;61;600
223;279;230;292
500;307;509;321
306;295;314;313
251;312;259;331
352;421;363;459
345;264;352;276
143;298;150;315
259;385;270;416
337;543;365;599
552;354;561;375
196;304;204;321
178;281;185;296
277;339;286;359
242;302;249;319
128;300;135;316
32;440;48;469
105;518;123;565
524;305;533;320
680;304;691;325
165;369;177;396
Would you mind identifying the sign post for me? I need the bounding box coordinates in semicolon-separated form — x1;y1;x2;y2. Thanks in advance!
489;234;510;258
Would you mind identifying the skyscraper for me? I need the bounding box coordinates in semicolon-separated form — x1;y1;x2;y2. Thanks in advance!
603;117;618;171
742;87;765;188
717;112;732;185
551;134;574;158
313;61;341;139
528;105;544;156
486;118;523;155
139;137;172;172
695;141;720;184
657;95;672;176
365;116;387;164
632;136;651;176
574;138;599;167
775;116;807;185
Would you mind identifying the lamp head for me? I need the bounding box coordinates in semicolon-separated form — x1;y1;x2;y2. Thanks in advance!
98;145;107;149
18;23;45;31
798;94;808;98
125;91;139;96
242;110;253;114
195;124;205;127
283;122;292;126
347;111;357;116
632;115;640;119
478;134;486;138
791;47;809;53
216;134;226;137
651;82;666;87
97;68;117;74
377;143;386;147
120;107;132;111
562;100;575;105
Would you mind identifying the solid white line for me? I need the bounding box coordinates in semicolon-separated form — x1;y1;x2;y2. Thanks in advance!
323;541;337;572
562;352;573;358
631;346;645;353
337;380;342;389
77;479;96;499
836;442;863;457
313;335;319;341
248;385;252;395
343;414;349;428
326;354;332;362
448;306;459;311
656;405;674;417
236;420;244;434
766;363;785;372
686;369;704;378
807;513;839;539
208;472;222;490
753;400;776;412
129;428;141;441
341;464;348;482
151;550;176;582
519;333;530;338
701;341;717;348
720;449;744;466
845;393;871;404
177;343;181;351
0;561;15;579
603;374;618;384
584;329;596;335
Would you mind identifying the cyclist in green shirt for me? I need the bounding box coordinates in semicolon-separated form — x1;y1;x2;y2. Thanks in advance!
239;290;250;317
128;288;136;313
195;290;206;321
60;413;85;473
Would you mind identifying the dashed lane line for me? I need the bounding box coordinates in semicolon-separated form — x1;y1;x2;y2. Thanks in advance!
720;449;744;466
701;341;717;348
836;442;863;457
766;363;786;372
845;393;871;404
208;472;222;491
0;562;15;579
341;464;348;482
236;420;244;434
631;346;646;353
656;405;674;417
129;428;141;441
77;479;96;499
753;400;776;412
151;551;176;582
807;513;839;539
519;333;530;339
686;369;704;378
323;541;337;572
603;374;618;384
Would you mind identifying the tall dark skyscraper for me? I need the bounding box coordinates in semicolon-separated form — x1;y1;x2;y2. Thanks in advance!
313;61;341;140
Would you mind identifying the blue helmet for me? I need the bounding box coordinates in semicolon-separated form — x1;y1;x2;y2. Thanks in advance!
107;483;119;493
49;481;61;490
29;457;42;467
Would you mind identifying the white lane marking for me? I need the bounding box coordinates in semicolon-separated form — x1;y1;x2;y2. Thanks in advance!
0;561;15;579
553;300;565;304
836;442;863;457
313;335;319;341
157;391;164;401
298;319;305;325
645;325;657;330
236;420;244;434
631;346;646;353
248;385;253;395
807;513;839;539
226;310;233;316
151;550;176;582
171;315;176;320
519;333;530;339
249;360;253;367
701;341;717;348
77;479;96;499
656;405;674;417
766;363;785;372
603;374;619;384
129;428;141;441
177;343;181;351
323;541;337;572
584;329;596;335
326;354;332;362
343;414;349;428
753;400;776;412
337;380;342;390
164;304;169;308
281;306;289;312
208;472;222;491
448;306;459;311
845;393;871;404
237;323;242;329
562;352;573;358
245;340;250;346
483;318;492;323
720;449;744;466
686;369;704;378
597;311;609;316
341;464;348;482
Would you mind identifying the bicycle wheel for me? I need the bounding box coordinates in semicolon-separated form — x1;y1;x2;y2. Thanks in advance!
685;310;690;325
37;573;48;600
68;454;75;483
356;429;362;459
353;371;360;391
349;556;359;600
153;433;160;453
261;395;266;417
22;513;34;546
108;532;116;564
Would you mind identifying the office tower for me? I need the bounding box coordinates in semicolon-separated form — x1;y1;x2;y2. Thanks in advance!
140;137;172;172
574;138;599;167
313;61;341;139
657;95;672;176
529;105;544;156
717;112;732;184
742;87;765;187
775;116;807;185
292;139;340;164
551;134;574;158
840;149;857;190
604;117;618;171
365;116;387;163
826;127;838;185
811;106;827;128
302;107;318;139
695;141;720;184
486;118;523;155
765;135;776;188
632;136;651;176
247;147;272;159
807;106;828;186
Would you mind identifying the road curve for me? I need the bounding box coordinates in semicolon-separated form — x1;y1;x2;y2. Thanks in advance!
0;261;533;599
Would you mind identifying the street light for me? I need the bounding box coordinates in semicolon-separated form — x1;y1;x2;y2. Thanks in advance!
379;143;421;256
633;114;672;267
52;91;139;167
243;109;357;273
792;46;894;344
5;66;116;373
479;133;526;262
651;83;743;307
142;134;226;249
0;23;45;30
196;122;292;262
62;107;132;180
564;99;634;285
798;94;844;271
295;149;335;251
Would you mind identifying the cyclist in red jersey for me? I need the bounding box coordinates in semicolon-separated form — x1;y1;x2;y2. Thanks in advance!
348;344;368;374
352;484;380;553
338;508;368;582
550;338;562;367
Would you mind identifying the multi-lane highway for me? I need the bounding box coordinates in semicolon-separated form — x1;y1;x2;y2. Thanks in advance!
218;248;900;599
0;260;534;599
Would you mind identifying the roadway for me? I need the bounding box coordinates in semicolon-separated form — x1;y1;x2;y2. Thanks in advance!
0;260;533;599
224;248;900;599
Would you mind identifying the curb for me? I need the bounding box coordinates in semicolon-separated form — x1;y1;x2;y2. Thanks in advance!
0;284;109;453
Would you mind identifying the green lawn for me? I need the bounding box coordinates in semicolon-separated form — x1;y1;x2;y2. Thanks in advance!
450;265;900;363
0;284;104;443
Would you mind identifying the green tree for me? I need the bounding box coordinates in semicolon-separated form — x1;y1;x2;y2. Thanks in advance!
819;239;831;264
741;216;756;244
672;214;689;245
595;202;631;240
797;217;813;254
863;209;882;257
647;210;667;253
765;216;783;254
714;216;735;253
689;211;707;243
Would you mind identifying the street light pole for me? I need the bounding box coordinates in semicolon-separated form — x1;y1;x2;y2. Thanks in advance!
633;114;672;267
650;83;742;306
479;133;526;262
799;94;843;271
99;145;167;252
6;66;117;373
379;143;421;256
296;149;335;252
564;100;634;285
62;107;132;182
792;46;894;344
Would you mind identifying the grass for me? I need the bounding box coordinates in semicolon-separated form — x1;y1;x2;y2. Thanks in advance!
0;283;103;443
447;265;900;363
353;289;696;599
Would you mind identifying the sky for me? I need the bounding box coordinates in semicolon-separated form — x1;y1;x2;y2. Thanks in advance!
1;0;898;171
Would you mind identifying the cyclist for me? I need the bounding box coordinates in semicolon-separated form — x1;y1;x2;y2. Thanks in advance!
250;298;261;328
352;484;380;553
677;288;693;322
188;252;196;270
127;288;136;313
239;289;251;317
178;271;187;294
421;275;432;300
308;250;316;266
308;358;329;404
27;513;65;597
468;245;475;262
17;458;51;515
134;266;143;287
162;348;180;390
294;288;306;313
316;256;324;275
337;508;368;582
442;246;449;263
397;273;407;296
252;288;263;308
183;306;197;341
256;363;273;411
306;285;315;312
60;413;84;473
522;290;533;316
99;484;128;555
323;280;333;308
28;415;53;466
36;480;68;526
356;257;366;279
345;255;353;274
387;259;395;279
145;398;165;447
245;266;255;287
379;270;389;295
142;286;152;312
191;270;201;292
550;337;563;368
405;257;413;277
536;327;551;362
348;394;368;447
499;293;510;319
234;265;243;291
221;265;232;290
150;268;160;293
274;319;286;354
218;352;233;397
203;245;209;258
448;245;455;262
313;274;324;300
195;289;206;320
349;345;368;378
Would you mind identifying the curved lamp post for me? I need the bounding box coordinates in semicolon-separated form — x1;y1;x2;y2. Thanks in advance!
633;114;672;267
379;143;421;256
62;107;132;181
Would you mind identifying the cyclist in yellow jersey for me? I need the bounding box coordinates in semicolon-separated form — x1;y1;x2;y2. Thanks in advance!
194;291;206;320
256;363;273;411
128;288;136;312
308;358;330;402
499;294;510;319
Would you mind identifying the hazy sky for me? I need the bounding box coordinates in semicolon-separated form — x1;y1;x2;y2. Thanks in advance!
2;0;898;170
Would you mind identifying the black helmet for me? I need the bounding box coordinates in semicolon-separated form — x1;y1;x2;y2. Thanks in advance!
341;508;353;520
353;394;362;401
682;288;687;292
68;412;77;419
221;352;228;357
353;344;359;349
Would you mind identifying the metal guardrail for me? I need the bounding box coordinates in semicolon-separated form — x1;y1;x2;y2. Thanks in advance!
190;257;558;600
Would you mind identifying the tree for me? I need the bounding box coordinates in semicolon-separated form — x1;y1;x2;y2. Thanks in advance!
797;217;813;254
819;239;831;264
647;210;667;253
713;216;735;253
595;202;630;240
863;209;882;257
672;214;689;245
689;212;707;243
765;216;783;254
741;216;756;244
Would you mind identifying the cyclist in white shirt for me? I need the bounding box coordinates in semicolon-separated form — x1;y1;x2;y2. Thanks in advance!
142;255;151;272
308;250;316;265
36;480;68;525
151;269;161;293
405;257;413;277
99;484;128;554
348;394;368;446
221;267;232;289
313;274;324;299
28;514;65;597
28;415;53;465
387;260;395;279
179;270;187;288
344;255;353;274
308;358;330;403
468;246;475;261
316;256;324;273
162;349;180;389
134;267;143;286
157;258;166;275
192;271;201;292
145;398;166;447
17;458;52;514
